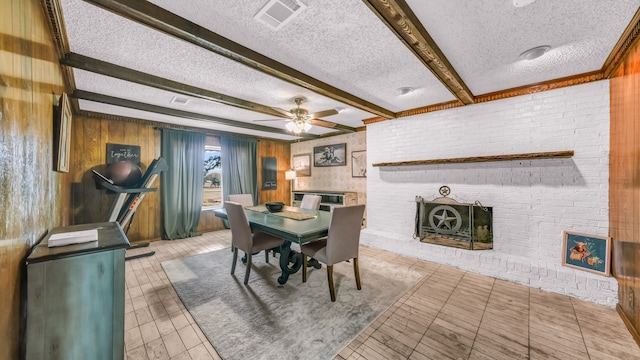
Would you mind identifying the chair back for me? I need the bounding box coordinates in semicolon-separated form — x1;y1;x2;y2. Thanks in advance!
300;194;322;210
228;194;254;207
325;204;365;264
224;201;252;252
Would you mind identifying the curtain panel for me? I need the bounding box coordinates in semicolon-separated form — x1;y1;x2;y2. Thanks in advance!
161;129;205;240
220;137;258;205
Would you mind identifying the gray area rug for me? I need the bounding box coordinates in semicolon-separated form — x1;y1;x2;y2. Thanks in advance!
162;248;423;360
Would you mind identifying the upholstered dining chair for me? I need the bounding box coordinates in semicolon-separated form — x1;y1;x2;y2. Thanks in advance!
299;194;322;210
300;204;366;301
226;194;254;251
227;193;254;207
287;195;322;254
225;201;284;285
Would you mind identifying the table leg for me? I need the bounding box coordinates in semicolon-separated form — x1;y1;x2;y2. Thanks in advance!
277;242;302;284
276;242;323;284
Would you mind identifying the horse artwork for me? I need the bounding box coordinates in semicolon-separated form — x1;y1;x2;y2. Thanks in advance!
562;231;611;276
313;143;347;167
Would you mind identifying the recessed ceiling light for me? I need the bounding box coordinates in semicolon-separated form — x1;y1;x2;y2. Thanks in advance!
396;87;414;96
519;45;551;60
513;0;536;7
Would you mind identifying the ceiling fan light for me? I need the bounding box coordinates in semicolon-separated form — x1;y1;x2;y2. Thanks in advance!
285;120;310;134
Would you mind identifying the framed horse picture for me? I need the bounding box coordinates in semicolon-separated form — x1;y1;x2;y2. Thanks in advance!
313;143;346;167
292;153;311;177
561;231;611;276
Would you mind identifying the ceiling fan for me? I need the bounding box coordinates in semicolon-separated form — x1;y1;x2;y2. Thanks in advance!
255;97;339;134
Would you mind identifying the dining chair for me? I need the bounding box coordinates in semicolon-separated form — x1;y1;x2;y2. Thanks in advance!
225;201;284;285
227;194;254;207
300;204;366;301
288;194;323;253
226;194;254;251
299;194;322;210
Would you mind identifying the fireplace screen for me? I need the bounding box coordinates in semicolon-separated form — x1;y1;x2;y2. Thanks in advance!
415;196;493;250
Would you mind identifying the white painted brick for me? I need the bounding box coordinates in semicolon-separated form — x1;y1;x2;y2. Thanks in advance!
363;81;617;306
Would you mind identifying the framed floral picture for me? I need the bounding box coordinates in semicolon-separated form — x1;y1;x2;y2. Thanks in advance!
561;231;611;276
292;153;311;177
313;143;346;167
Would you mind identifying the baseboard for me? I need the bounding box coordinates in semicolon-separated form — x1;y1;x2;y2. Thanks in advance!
617;303;640;347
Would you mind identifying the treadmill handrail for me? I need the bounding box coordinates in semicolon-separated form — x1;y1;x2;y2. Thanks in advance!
91;171;157;193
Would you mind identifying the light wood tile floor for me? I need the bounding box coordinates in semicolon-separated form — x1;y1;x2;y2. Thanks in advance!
123;230;640;360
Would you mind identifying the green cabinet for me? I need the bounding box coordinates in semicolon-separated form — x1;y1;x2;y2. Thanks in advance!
25;222;130;360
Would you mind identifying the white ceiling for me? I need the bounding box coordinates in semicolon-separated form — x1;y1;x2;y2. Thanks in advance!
56;0;640;141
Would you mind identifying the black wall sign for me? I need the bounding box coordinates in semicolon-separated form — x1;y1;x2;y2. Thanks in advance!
262;157;277;190
106;143;141;164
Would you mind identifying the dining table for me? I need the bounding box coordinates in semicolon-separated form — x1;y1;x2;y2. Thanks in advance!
213;204;331;284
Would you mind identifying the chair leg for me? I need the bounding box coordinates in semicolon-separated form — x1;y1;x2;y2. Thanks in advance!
265;250;269;263
353;257;361;290
302;254;307;283
244;252;252;285
327;265;336;302
231;247;238;275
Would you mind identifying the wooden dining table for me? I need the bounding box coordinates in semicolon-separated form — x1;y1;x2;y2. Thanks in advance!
213;205;331;284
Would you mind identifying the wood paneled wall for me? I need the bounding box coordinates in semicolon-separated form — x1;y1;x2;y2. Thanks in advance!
70;115;291;240
258;140;292;205
0;0;68;357
70;115;163;241
610;37;640;344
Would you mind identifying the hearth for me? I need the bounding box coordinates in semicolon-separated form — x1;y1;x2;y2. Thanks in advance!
415;187;493;250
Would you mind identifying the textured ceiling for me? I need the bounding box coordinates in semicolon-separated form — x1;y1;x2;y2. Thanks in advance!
408;0;638;94
55;0;640;140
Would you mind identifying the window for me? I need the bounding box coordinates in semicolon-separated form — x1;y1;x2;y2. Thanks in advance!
202;145;222;209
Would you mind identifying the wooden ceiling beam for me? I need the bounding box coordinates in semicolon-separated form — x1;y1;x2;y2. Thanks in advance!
62;53;355;132
363;0;474;105
61;53;291;119
82;0;396;119
72;90;319;139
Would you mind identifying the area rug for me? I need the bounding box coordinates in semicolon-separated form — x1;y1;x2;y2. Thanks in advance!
161;248;422;360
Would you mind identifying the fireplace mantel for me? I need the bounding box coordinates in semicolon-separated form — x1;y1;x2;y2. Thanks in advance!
372;150;574;167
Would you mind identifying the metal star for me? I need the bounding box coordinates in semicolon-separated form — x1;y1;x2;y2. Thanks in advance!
434;209;457;229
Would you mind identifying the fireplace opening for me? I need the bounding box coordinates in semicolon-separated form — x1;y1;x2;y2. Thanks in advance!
415;191;493;250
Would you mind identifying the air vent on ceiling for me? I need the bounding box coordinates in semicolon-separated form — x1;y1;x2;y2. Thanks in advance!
254;0;306;31
171;96;191;105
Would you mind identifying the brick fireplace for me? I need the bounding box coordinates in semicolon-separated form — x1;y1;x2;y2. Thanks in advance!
415;192;493;250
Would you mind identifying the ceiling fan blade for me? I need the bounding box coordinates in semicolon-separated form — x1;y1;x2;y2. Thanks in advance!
309;109;338;119
272;107;294;118
309;118;338;128
309;118;356;133
254;118;289;122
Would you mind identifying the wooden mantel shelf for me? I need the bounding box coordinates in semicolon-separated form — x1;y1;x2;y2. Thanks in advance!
372;150;574;167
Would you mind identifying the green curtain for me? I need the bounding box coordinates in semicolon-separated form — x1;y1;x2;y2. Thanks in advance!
220;136;258;205
161;129;205;240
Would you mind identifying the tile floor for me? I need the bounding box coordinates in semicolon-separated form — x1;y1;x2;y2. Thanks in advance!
123;230;640;360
